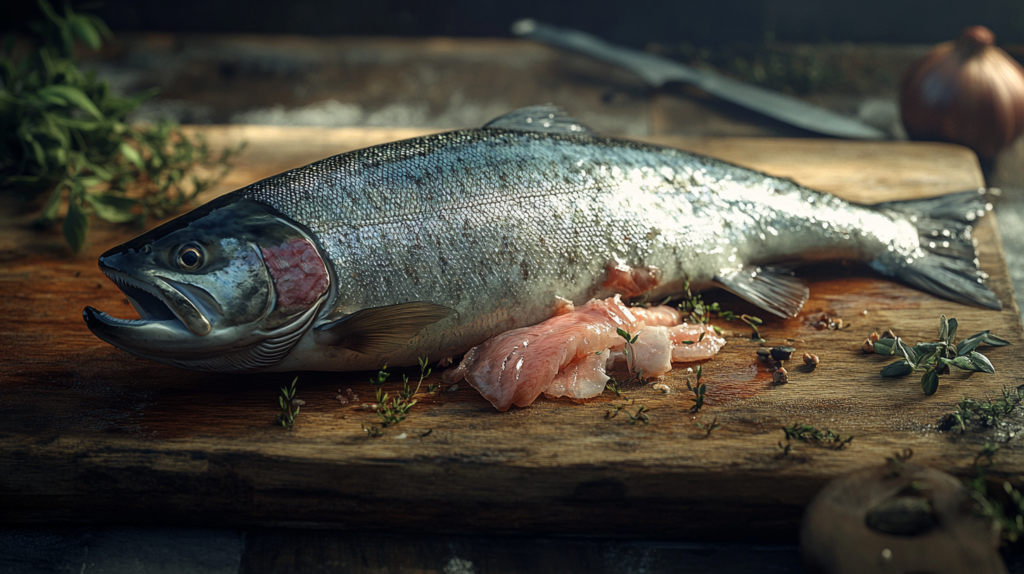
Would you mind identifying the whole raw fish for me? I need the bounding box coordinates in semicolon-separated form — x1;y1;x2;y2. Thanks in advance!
84;105;1000;372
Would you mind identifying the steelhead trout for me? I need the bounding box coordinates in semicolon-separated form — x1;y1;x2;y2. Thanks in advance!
84;105;1001;373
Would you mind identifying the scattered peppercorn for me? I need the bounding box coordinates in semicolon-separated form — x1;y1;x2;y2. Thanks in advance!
810;312;844;330
773;368;789;384
862;339;875;353
770;346;796;361
803;353;819;368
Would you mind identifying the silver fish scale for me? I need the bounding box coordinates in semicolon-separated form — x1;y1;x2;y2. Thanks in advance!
238;129;917;363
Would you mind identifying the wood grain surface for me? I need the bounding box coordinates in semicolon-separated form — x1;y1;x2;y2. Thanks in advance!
1;127;1021;541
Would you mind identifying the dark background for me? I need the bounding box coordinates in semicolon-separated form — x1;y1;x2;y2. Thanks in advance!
4;0;1024;47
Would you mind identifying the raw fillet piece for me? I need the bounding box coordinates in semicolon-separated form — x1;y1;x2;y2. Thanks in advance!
667;323;726;362
629;326;673;378
583;305;684;379
606;323;724;376
631;306;684;327
545;317;687;401
446;296;646;411
544;349;611;401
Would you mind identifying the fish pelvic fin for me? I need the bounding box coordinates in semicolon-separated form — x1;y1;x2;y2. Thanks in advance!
313;302;455;354
714;266;808;319
870;188;1002;310
483;104;596;135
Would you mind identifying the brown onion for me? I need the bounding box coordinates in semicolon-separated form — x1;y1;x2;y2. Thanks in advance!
900;25;1024;159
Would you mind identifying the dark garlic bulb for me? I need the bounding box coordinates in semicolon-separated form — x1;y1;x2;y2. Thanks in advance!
900;25;1024;159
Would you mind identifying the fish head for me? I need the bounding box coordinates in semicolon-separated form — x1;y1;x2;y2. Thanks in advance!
84;196;332;371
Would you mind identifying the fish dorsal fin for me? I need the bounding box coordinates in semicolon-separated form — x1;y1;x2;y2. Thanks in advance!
313;302;454;355
483;104;595;135
714;267;808;319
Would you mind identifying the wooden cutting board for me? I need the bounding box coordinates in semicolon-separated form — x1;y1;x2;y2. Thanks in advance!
1;126;1022;541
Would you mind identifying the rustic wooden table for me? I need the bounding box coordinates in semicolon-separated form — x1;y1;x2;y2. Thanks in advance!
2;127;1021;552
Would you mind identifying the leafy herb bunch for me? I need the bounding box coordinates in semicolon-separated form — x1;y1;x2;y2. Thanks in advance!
0;1;240;252
940;386;1024;433
874;315;1009;395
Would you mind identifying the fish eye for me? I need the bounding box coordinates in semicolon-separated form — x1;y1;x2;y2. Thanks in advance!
177;244;204;271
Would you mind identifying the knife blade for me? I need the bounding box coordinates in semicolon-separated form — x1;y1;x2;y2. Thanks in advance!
512;19;889;141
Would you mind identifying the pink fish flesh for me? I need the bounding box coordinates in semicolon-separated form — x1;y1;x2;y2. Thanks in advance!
445;296;725;411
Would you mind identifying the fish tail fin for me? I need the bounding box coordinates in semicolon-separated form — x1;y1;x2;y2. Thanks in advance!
869;188;1002;310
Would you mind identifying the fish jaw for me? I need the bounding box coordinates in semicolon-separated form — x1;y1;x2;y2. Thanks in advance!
84;305;197;358
84;261;215;360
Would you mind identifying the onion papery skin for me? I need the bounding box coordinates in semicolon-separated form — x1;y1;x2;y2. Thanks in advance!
900;26;1024;159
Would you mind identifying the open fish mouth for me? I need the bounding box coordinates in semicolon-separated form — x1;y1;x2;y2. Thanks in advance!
84;270;211;340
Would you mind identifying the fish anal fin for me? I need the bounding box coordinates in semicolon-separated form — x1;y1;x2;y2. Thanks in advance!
313;302;454;354
714;267;808;319
483;104;595;135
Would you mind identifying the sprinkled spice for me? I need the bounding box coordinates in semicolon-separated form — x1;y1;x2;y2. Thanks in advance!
773;368;790;384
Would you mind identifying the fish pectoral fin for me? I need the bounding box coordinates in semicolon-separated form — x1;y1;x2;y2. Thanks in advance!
483;104;596;135
313;302;455;354
714;267;808;319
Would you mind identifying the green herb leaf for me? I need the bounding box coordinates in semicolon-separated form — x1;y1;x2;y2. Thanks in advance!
969;352;995;374
982;333;1011;347
119;141;145;171
874;338;898;355
912;341;943;355
956;332;987;355
36;184;65;224
86;193;141;223
942;355;978;371
921;369;939;396
945;317;958;344
62;195;88;253
69;14;102;50
938;315;949;342
37;85;103;119
880;359;914;377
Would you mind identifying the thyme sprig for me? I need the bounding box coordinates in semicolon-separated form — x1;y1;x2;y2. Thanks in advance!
677;281;762;340
606;398;650;426
781;422;853;449
624;404;651;426
364;357;431;436
967;443;1024;544
885;448;914;476
685;365;706;412
939;386;1024;433
605;376;624;397
873;315;1009;395
275;377;301;430
696;415;721;437
1;1;242;252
